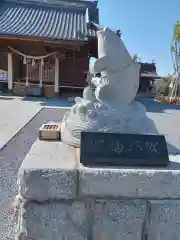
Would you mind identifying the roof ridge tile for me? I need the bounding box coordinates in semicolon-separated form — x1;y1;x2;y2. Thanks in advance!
5;0;97;9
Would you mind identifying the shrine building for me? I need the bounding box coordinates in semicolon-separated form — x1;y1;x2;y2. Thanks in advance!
0;0;101;97
0;0;160;97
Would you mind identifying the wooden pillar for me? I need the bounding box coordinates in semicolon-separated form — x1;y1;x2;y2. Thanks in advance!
39;59;43;88
54;57;59;96
73;48;75;73
25;61;28;87
8;52;13;91
72;48;75;93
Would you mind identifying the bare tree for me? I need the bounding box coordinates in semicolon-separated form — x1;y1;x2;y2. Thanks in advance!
170;20;180;98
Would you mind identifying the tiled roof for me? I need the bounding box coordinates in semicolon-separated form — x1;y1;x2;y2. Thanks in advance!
140;63;160;79
0;0;99;41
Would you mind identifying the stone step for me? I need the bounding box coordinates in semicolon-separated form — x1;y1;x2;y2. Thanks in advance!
13;83;26;96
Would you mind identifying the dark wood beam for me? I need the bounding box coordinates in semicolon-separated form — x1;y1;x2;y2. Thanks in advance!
0;35;88;47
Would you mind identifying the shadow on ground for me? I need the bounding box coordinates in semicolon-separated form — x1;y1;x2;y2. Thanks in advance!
137;96;180;113
0;96;14;100
22;96;74;108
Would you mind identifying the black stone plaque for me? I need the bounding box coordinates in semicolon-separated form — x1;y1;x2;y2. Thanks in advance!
80;132;169;167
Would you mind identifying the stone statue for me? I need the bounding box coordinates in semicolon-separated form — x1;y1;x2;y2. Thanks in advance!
61;27;157;147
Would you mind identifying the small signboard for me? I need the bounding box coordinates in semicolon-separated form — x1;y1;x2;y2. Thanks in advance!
80;132;169;167
39;122;61;140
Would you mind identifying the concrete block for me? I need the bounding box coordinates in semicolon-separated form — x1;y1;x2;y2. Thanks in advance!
147;200;180;240
18;140;77;201
16;201;89;240
78;155;180;199
92;199;147;240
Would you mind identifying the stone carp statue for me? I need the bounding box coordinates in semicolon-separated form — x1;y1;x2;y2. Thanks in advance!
61;27;157;147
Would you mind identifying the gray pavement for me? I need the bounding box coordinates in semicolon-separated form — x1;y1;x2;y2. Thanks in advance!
140;97;180;135
0;96;73;151
139;97;180;154
0;108;67;239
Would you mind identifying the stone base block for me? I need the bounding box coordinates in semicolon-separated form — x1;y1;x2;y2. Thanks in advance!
54;92;59;97
26;85;42;97
18;140;77;201
18;139;180;200
16;199;180;240
79;155;180;199
8;89;13;94
39;122;61;140
13;83;26;96
16;201;89;240
16;140;180;240
147;200;180;240
92;199;147;240
16;199;147;240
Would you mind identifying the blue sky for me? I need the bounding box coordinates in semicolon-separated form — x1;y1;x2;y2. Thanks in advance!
98;0;179;77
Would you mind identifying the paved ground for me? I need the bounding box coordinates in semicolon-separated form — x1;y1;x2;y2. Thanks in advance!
0;95;72;239
139;97;180;135
0;108;67;240
0;95;73;150
139;97;180;154
1;95;180;239
0;96;41;150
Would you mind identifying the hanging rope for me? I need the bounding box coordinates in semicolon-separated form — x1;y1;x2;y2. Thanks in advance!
8;46;56;65
8;46;57;87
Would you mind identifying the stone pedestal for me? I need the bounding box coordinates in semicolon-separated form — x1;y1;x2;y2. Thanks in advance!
13;83;27;96
8;89;13;94
15;140;180;240
54;92;59;98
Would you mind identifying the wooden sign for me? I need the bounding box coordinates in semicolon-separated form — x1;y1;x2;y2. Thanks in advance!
39;122;61;140
80;132;169;167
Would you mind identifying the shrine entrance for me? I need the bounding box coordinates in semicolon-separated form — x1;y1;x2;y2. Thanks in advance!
8;46;59;97
6;41;92;97
24;57;55;86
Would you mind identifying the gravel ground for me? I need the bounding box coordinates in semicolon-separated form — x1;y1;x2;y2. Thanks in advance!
0;108;66;240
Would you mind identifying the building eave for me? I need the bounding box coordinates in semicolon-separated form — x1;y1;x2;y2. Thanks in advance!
0;0;98;41
0;34;90;46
